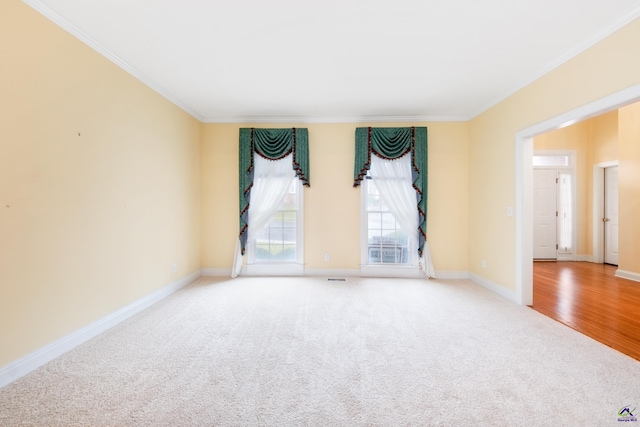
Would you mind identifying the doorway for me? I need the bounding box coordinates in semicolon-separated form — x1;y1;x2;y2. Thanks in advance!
515;82;640;306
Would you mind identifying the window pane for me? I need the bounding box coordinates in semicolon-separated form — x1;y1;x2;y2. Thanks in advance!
368;212;382;230
251;178;301;264
533;155;570;167
368;229;382;245
381;212;395;230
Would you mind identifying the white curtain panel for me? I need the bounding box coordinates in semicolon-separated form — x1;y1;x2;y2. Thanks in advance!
231;153;295;278
370;153;435;278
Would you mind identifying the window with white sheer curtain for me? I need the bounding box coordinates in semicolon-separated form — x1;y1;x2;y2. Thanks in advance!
246;154;303;264
364;153;418;266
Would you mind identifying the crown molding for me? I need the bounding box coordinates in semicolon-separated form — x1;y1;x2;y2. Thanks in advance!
22;0;204;122
470;5;640;119
202;114;469;124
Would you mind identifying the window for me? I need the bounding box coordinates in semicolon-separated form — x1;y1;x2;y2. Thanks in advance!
233;127;309;278
252;179;302;263
364;177;412;265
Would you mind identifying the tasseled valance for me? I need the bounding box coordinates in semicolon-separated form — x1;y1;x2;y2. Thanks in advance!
238;128;309;254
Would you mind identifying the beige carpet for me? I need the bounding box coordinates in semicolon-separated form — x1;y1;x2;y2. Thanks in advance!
1;276;639;426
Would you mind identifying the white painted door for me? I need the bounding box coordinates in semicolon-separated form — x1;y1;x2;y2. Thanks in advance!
604;166;619;265
533;169;557;259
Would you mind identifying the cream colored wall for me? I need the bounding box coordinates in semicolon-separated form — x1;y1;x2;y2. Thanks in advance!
0;0;202;367
533;121;590;254
469;16;640;291
589;110;619;163
201;122;469;273
618;102;640;274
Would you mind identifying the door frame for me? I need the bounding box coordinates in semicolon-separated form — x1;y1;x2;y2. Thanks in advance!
592;161;618;264
515;82;640;306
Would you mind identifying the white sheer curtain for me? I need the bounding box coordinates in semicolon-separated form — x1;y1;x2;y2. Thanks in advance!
231;153;296;278
369;153;436;278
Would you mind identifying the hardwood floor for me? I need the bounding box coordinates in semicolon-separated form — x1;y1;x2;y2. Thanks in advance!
532;261;640;361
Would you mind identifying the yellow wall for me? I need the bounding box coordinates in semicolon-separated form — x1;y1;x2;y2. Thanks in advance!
618;102;640;274
201;122;470;273
589;111;619;164
469;16;640;290
0;1;202;367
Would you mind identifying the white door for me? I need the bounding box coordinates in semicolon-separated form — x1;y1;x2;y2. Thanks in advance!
533;169;557;259
604;166;619;265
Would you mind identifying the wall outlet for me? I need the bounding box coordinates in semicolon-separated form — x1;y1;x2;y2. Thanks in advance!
481;260;487;268
324;253;330;261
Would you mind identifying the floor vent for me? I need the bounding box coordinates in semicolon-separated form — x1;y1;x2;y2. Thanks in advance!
327;278;346;282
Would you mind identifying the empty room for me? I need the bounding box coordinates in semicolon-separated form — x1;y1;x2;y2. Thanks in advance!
2;0;640;425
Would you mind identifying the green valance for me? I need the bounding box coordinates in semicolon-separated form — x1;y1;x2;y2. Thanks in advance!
238;128;310;254
353;126;428;256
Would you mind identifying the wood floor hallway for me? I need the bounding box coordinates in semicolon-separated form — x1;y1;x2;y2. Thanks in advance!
532;261;640;361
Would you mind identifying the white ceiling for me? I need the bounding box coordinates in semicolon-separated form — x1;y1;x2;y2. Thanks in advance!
25;0;640;123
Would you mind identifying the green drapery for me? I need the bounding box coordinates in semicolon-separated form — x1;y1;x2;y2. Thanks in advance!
353;126;428;256
238;128;310;254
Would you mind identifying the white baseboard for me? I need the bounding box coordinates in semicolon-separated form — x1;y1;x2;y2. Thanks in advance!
615;269;640;283
469;273;518;304
435;271;470;280
201;268;231;277
304;269;361;277
0;270;201;390
202;267;470;280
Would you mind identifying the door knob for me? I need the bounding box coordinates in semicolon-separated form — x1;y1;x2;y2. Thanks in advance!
603;218;610;222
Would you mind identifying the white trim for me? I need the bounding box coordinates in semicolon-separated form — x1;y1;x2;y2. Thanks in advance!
470;6;640;119
303;269;361;278
202;115;469;124
0;270;201;390
516;82;640;307
615;269;640;283
21;0;204;122
434;271;470;280
202;268;232;277
204;267;468;280
243;264;304;277
360;265;425;279
469;273;518;304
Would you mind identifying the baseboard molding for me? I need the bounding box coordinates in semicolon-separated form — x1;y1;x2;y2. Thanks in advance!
434;271;470;280
202;268;232;277
469;273;518;304
615;269;640;283
304;269;361;278
0;270;201;390
202;267;470;280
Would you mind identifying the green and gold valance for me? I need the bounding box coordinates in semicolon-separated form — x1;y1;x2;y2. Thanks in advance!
353;126;428;255
238;128;310;254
